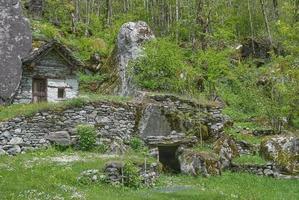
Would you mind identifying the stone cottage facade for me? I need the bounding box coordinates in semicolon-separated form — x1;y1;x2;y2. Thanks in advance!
14;41;83;104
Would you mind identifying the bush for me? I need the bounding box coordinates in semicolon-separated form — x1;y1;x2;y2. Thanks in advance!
130;38;197;94
76;124;97;151
129;137;143;151
79;72;107;93
123;161;142;188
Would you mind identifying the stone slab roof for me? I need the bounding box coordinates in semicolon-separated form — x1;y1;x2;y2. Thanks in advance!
22;40;84;68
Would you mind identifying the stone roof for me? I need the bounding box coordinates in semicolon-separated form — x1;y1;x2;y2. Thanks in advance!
22;40;84;68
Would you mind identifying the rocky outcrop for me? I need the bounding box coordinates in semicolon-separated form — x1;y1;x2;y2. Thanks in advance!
213;135;239;168
178;149;221;177
0;0;32;104
139;94;230;140
117;21;155;96
260;135;299;175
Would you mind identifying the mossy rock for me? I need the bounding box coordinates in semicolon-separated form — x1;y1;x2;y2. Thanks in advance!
259;135;299;175
178;149;221;177
213;135;239;168
213;135;239;158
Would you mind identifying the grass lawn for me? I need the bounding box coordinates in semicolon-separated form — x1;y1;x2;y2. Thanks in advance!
0;149;298;200
233;154;268;165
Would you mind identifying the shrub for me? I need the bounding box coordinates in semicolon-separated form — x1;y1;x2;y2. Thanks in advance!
130;38;197;94
123;161;142;188
129;137;143;151
76;124;97;151
79;73;107;93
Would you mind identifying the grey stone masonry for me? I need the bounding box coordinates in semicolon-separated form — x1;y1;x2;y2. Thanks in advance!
0;94;229;155
0;102;137;155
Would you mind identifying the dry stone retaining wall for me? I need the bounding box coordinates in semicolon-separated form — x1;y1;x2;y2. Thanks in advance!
0;96;228;155
0;102;137;155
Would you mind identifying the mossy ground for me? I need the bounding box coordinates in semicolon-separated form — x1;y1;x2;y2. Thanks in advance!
0;148;298;200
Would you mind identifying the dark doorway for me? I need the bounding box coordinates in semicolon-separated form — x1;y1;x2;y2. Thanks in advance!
32;78;47;103
158;145;181;173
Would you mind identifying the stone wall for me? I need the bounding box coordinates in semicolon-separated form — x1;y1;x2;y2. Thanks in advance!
0;95;229;155
0;102;137;155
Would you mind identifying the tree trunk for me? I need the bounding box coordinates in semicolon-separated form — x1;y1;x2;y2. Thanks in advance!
247;0;255;54
175;0;179;42
260;0;273;47
272;0;279;20
106;0;113;26
295;0;299;22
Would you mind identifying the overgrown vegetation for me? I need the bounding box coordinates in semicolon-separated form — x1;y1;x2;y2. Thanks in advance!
76;124;97;151
19;0;299;132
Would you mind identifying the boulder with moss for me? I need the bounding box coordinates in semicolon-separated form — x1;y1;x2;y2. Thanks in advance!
213;135;239;169
260;135;299;175
178;148;221;177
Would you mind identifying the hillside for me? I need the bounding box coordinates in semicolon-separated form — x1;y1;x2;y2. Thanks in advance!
0;0;299;200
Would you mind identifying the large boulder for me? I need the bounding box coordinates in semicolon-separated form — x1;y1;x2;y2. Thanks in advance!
116;21;155;96
260;135;299;175
178;149;221;177
0;0;32;103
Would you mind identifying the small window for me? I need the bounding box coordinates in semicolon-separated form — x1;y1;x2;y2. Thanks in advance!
58;88;65;99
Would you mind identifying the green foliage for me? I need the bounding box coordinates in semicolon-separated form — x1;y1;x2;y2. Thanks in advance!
130;38;197;94
123;161;142;189
79;72;107;93
129;137;144;152
233;155;267;165
76;124;97;151
187;122;210;141
226;127;263;145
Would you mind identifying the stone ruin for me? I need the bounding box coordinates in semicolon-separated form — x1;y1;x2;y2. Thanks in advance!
0;0;32;104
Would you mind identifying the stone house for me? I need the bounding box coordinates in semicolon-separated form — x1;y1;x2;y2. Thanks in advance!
14;41;83;104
